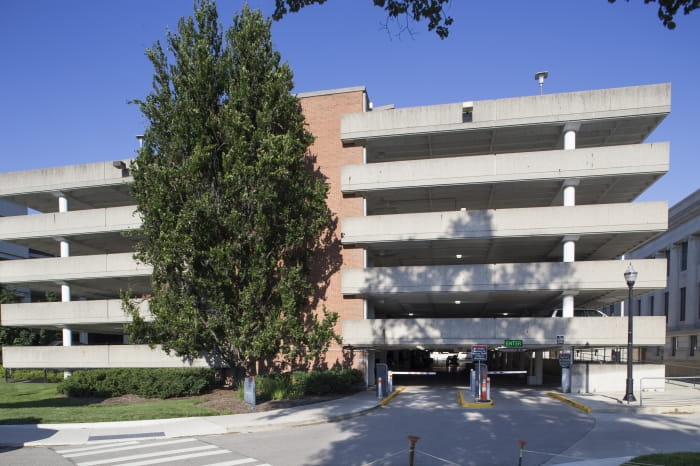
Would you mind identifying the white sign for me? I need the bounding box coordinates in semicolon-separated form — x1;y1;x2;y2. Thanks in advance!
559;351;572;368
472;344;488;361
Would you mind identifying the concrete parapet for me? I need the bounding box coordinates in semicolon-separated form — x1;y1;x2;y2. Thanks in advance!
0;206;140;241
341;84;670;142
1;344;212;369
342;259;666;295
341;202;667;245
0;160;133;197
1;299;151;328
341;143;668;193
0;253;151;284
342;316;666;348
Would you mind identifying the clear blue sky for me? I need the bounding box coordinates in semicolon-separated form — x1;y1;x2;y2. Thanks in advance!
1;0;698;205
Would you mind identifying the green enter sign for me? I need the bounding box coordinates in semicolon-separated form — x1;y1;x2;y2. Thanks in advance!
504;340;523;347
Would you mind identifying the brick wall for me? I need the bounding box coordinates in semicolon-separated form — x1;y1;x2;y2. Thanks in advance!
300;89;366;368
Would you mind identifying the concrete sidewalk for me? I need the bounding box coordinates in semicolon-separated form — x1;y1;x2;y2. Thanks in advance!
0;389;383;447
0;386;697;454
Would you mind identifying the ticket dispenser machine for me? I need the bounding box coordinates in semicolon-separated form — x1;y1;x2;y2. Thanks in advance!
376;363;389;398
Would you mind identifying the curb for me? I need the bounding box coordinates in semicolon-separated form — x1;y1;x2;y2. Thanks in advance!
547;392;593;413
380;386;406;407
457;390;494;408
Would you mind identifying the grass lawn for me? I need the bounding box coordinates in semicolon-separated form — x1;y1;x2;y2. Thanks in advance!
623;452;700;466
0;381;223;425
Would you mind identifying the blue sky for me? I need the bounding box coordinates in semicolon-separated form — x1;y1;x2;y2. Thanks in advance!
1;0;698;205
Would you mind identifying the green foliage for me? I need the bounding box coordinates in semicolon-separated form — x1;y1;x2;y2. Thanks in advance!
56;368;215;399
0;286;61;348
275;0;699;35
0;381;221;425
273;0;454;38
1;365;63;383
237;369;363;402
608;0;699;29
126;1;339;375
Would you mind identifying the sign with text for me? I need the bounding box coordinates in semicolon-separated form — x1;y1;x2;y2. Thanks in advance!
559;350;572;368
504;339;523;347
556;335;565;345
472;344;488;361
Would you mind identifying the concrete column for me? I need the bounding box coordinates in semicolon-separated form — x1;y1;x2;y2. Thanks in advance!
60;240;70;257
58;194;73;378
58;194;68;213
562;294;575;318
61;283;71;302
563;122;581;150
527;351;544;386
563;239;576;263
563;179;580;207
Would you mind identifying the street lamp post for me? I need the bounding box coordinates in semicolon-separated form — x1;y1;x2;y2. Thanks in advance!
623;263;638;403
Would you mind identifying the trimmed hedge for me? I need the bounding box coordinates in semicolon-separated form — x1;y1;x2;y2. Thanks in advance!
1;366;64;383
240;368;364;402
56;368;215;399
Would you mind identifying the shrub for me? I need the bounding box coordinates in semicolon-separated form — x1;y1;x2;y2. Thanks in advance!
1;366;64;383
56;368;214;399
237;368;364;402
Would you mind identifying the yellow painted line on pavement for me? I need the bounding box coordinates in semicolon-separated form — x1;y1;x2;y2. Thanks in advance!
457;390;494;408
380;386;406;406
546;392;592;413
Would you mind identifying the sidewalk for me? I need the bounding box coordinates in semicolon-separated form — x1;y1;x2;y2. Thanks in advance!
0;389;382;448
0;386;697;451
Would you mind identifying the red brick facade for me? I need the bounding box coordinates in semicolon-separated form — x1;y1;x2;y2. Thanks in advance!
300;89;366;368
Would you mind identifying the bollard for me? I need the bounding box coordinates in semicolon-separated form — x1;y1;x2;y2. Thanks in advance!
387;371;393;393
487;376;491;401
377;377;383;399
517;440;527;466
481;378;487;401
470;369;476;397
407;435;420;466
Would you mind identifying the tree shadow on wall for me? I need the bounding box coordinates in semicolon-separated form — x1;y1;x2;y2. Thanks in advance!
259;153;346;374
356;206;576;348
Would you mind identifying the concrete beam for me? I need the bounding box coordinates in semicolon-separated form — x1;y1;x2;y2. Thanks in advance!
341;143;668;193
0;253;151;284
342;316;666;348
1;299;152;328
1;345;213;369
0;160;133;198
341;259;666;295
341;202;667;245
341;84;670;142
0;206;140;241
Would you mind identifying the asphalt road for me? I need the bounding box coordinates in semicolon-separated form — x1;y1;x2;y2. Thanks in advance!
2;384;699;465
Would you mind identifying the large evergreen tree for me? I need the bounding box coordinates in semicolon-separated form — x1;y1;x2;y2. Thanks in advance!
126;1;339;375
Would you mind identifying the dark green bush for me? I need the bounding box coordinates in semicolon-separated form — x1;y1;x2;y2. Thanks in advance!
57;368;214;399
1;366;64;383
239;368;364;401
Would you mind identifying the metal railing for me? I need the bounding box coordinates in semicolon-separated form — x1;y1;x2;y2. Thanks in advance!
640;376;700;407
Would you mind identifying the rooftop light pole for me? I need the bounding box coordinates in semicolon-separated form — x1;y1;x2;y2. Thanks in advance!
623;263;638;403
